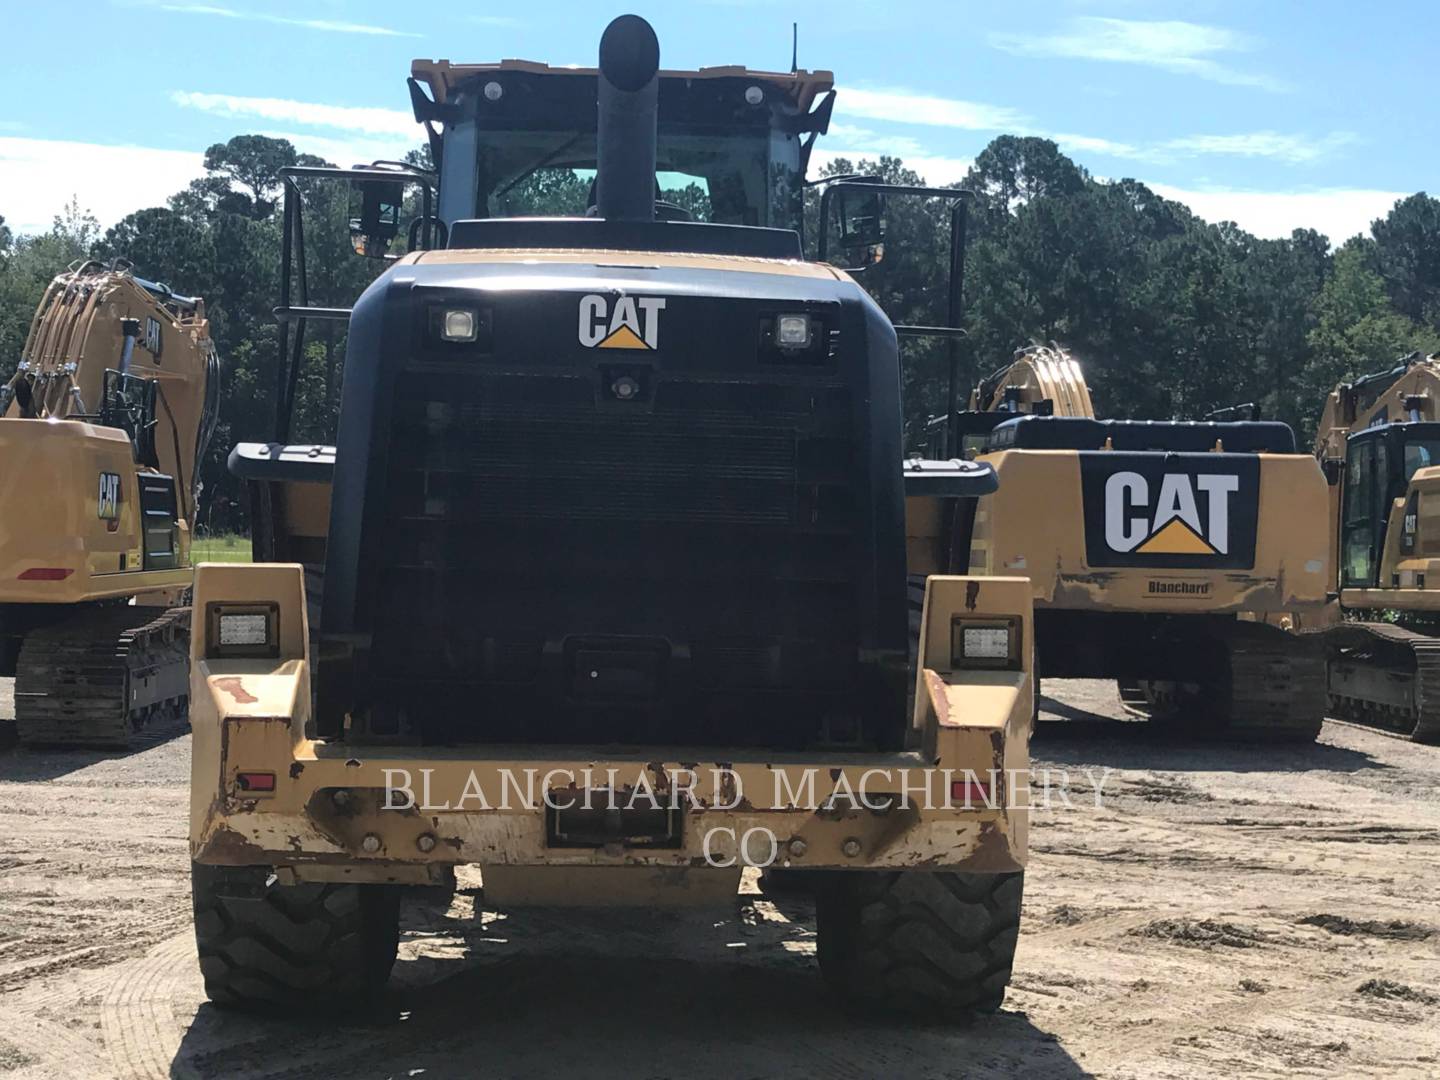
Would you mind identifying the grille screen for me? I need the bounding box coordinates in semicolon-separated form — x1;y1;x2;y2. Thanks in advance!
360;368;872;747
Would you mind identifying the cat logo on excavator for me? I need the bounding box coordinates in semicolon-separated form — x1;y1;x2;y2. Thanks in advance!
1081;455;1259;569
98;472;121;524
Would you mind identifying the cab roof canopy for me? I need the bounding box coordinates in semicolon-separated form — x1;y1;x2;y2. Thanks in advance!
411;58;835;114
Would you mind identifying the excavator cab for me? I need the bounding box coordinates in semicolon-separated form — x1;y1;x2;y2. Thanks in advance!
1339;422;1440;588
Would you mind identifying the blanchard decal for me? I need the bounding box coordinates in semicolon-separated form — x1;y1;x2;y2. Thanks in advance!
578;294;666;350
1081;454;1259;570
98;472;121;521
1147;579;1212;598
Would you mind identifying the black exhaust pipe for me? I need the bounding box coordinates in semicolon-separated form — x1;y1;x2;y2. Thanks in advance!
596;14;660;222
118;318;141;374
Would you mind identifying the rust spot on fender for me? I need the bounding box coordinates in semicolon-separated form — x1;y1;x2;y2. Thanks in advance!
962;819;1024;873
924;670;951;726
289;762;305;779
965;580;980;611
198;825;269;865
214;676;258;704
717;769;741;810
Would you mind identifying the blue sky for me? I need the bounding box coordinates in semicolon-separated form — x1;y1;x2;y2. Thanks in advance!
1;0;1434;241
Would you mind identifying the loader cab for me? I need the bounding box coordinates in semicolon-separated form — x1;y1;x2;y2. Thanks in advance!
410;59;836;235
1340;422;1440;587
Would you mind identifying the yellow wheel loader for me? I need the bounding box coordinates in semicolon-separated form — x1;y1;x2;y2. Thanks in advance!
1311;352;1440;741
907;344;1332;741
1;262;219;747
186;15;1034;1017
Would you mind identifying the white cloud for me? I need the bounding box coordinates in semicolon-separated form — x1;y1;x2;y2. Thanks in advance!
171;91;417;138
155;2;418;37
1054;129;1357;166
990;17;1288;92
811;148;973;186
839;87;1030;132
833;84;1349;170
252;130;419;168
0;137;204;236
1157;131;1357;165
1050;132;1145;160
1147;183;1405;242
825;123;929;159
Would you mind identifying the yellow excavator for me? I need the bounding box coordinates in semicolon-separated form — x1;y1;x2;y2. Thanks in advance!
1310;352;1440;741
907;344;1333;740
0;261;219;747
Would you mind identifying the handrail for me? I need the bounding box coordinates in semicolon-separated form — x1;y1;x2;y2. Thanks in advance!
816;180;971;454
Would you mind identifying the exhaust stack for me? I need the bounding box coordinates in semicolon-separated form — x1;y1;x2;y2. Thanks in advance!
118;318;141;375
595;14;660;222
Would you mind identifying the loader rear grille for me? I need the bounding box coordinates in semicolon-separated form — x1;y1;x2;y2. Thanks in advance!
360;369;876;748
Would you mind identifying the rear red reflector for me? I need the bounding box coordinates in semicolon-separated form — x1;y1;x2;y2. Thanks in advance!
18;568;73;581
951;779;996;806
236;772;277;793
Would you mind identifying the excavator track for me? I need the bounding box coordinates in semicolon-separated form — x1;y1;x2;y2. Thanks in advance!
1320;621;1440;743
14;605;190;749
1126;622;1326;743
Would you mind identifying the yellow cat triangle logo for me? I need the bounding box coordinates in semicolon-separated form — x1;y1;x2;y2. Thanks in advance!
597;324;650;350
1136;517;1217;555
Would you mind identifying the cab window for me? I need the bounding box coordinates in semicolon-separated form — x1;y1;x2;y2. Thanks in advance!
1342;440;1377;587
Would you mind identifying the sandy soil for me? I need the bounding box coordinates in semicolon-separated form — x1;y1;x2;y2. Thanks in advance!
1;678;1438;1079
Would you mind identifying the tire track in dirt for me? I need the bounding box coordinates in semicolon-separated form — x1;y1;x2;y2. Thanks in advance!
101;933;196;1080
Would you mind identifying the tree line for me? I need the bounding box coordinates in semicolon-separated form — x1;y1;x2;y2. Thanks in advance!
2;133;1438;532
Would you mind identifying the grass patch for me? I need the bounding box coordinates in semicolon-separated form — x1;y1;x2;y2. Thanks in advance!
191;534;253;563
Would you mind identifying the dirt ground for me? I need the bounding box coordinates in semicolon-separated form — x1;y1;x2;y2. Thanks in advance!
1;678;1438;1080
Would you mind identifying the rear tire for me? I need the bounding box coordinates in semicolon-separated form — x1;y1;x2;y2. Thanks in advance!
191;862;401;1012
815;869;1023;1015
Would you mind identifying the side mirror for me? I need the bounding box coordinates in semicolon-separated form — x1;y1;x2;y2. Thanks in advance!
349;179;404;258
836;185;886;267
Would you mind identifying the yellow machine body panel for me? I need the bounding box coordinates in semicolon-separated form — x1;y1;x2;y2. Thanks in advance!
970;449;1332;614
906;346;1096;577
189;564;1034;882
0;420;189;603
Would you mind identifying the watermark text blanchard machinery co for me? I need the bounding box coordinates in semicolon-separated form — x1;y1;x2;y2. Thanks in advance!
380;765;1116;868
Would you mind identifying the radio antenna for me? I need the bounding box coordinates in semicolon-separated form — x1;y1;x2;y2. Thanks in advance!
791;22;798;73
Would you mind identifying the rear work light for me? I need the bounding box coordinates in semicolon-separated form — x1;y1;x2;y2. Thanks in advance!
760;311;831;365
441;308;477;342
775;313;813;348
426;304;492;351
18;567;73;581
950;616;1023;670
206;602;280;659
